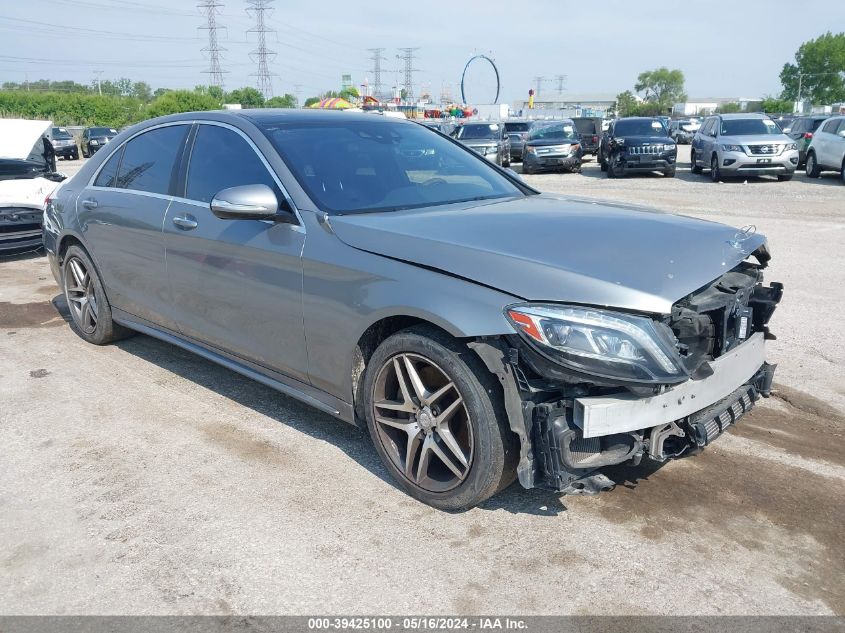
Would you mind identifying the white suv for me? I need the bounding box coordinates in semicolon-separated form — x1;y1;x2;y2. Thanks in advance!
805;115;845;183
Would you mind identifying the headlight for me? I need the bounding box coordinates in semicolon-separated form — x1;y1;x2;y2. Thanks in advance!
614;138;625;146
570;143;580;153
721;144;743;152
524;146;536;155
506;304;687;384
485;146;498;155
785;143;797;151
664;143;676;153
90;139;99;145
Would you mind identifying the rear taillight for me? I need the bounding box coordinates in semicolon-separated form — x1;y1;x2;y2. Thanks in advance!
592;135;598;143
804;132;813;139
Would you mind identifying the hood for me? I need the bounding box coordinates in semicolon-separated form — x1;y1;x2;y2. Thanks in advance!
0;119;52;161
618;136;673;146
459;139;498;147
329;195;766;315
720;134;792;145
525;138;580;147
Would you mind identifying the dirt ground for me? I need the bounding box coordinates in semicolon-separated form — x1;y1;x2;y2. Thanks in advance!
1;147;843;615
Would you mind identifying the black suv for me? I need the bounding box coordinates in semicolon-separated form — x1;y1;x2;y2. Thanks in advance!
51;127;79;160
571;117;602;157
599;117;677;178
81;126;118;158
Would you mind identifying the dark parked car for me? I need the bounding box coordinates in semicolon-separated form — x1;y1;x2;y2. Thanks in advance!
570;117;602;156
81;126;118;158
45;109;783;510
452;122;510;167
668;119;700;144
521;120;583;174
784;115;829;166
599;117;677;178
503;120;532;162
52;127;79;160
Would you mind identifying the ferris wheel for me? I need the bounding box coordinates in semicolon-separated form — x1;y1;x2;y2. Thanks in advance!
460;54;501;104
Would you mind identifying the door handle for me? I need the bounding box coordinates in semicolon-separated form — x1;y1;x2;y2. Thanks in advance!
172;214;198;230
81;198;98;210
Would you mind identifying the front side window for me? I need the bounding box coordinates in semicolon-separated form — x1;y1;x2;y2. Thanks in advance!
116;125;187;194
259;119;523;215
94;146;123;188
186;125;277;203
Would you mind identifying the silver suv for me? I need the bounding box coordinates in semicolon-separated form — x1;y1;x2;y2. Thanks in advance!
691;113;799;181
804;115;845;183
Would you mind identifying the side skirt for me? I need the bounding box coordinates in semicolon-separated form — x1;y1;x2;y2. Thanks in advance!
112;308;356;425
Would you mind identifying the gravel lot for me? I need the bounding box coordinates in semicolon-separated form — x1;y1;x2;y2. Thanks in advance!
1;148;843;615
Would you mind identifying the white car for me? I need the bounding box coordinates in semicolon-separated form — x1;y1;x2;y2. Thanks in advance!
804;115;845;183
0;119;66;253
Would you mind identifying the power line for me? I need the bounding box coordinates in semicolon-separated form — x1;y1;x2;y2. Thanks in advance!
245;0;277;98
367;48;385;100
396;47;420;102
198;0;227;89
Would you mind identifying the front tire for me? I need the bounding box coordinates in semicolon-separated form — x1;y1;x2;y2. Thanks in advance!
777;174;793;182
691;149;703;174
363;326;517;510
62;245;133;345
710;154;722;182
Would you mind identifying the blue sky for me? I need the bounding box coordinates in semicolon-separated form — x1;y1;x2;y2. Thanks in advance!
1;0;842;104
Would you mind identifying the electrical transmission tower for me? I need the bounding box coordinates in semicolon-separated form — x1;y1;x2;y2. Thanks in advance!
246;0;277;98
555;74;567;94
396;47;420;101
368;48;385;100
533;76;546;98
198;0;227;89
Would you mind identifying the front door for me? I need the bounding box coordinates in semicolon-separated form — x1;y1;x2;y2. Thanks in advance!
163;123;308;383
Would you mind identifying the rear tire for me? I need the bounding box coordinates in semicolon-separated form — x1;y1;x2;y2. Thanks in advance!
62;245;133;346
664;167;676;178
691;150;703;174
599;149;608;172
362;325;518;511
805;152;821;178
840;159;845;185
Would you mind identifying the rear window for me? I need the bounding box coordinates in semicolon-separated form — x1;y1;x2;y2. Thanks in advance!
571;119;597;134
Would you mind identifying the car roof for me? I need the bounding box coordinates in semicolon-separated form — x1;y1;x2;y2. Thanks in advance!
717;113;771;120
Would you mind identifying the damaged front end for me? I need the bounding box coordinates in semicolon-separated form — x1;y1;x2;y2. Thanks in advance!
472;245;783;494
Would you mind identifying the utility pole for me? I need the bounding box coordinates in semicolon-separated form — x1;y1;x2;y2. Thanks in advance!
396;47;420;102
93;70;103;96
198;0;227;90
246;0;277;98
367;48;385;100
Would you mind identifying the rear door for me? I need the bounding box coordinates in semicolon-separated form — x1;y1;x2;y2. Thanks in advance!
163;122;308;383
77;123;189;329
815;118;839;167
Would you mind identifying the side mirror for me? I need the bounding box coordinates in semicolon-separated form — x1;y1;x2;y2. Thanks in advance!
210;184;294;223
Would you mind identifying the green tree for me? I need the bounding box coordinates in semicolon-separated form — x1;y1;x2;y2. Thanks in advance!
634;67;687;112
303;96;321;108
339;86;359;102
144;90;221;119
779;32;845;104
760;96;793;113
132;81;152;102
265;94;297;108
615;90;639;117
716;102;742;114
226;87;265;108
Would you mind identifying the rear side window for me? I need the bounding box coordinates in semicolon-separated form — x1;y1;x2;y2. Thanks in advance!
822;119;839;133
94;146;123;188
186;125;277;203
116;125;187;195
836;119;845;134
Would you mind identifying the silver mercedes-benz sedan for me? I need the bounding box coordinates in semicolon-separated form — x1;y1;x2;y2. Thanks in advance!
44;109;782;510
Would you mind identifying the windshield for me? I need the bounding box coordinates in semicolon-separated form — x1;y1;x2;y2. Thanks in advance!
454;124;500;140
260;119;523;215
614;119;667;136
528;122;579;141
89;127;116;136
52;127;73;140
720;118;782;136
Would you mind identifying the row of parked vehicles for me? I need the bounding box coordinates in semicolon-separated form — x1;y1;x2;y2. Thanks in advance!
50;126;119;161
445;113;845;183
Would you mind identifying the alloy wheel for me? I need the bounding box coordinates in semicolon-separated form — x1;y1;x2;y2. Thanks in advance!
64;256;99;334
371;353;474;493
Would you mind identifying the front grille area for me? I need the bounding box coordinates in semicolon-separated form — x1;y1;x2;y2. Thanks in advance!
628;144;666;155
536;145;572;155
748;144;783;156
